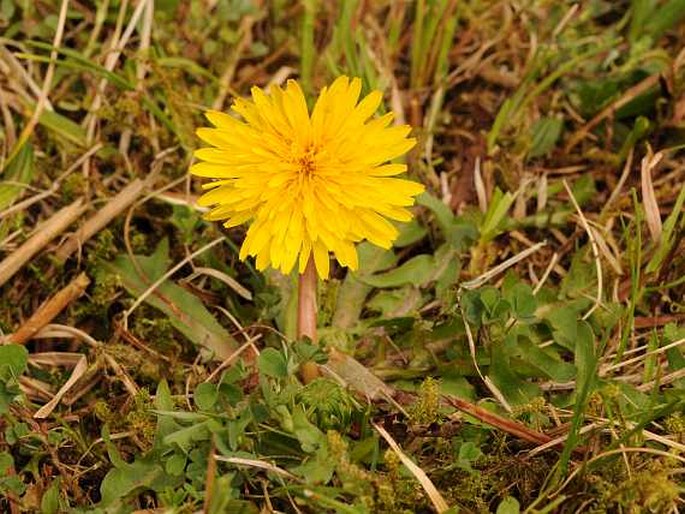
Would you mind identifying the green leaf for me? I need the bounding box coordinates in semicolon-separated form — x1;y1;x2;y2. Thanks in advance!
480;188;516;242
40;479;61;514
489;346;540;405
544;307;578;351
416;191;454;235
153;380;180;444
569;174;597;208
99;459;169;506
359;254;434;288
100;240;237;360
528;116;563;158
479;286;510;322
366;287;422;317
164;453;187;477
38;109;88;147
332;242;398;329
292;444;336;484
417;192;478;249
439;374;476;401
163;421;211;454
394;218;427;247
504;282;536;320
0;344;28;413
194;382;218;410
456;441;482;469
292;405;325;453
0;344;28;381
0;452;24;496
559;321;597;471
258;348;288;378
496;496;521;514
642;0;685;40
1;0;16;21
665;325;685;375
0;143;33;211
516;337;576;382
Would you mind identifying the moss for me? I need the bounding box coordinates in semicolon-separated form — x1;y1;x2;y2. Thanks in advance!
410;376;440;425
605;470;679;513
664;412;685;442
124;388;156;449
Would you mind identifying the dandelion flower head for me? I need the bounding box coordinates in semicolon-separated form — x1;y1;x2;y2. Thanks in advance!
192;76;424;278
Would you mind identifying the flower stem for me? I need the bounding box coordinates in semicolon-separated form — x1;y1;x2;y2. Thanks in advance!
298;256;319;382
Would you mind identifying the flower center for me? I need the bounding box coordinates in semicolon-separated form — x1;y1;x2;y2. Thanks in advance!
296;146;317;177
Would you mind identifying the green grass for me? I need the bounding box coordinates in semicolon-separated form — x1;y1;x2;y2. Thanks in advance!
1;1;685;513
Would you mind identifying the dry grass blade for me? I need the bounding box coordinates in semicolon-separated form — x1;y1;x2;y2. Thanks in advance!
28;352;83;367
373;422;450;513
461;240;547;289
0;199;87;288
640;150;663;243
461;304;512;412
0;44;52;109
212;14;257;110
2;0;69;170
84;0;151;139
563;180;603;320
324;347;396;402
122;236;225;323
5;272;90;345
0;143;102;222
186;266;253;301
214;455;299;481
33;323;100;348
34;354;88;419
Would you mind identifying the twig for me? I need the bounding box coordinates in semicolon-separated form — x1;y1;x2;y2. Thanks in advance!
565;74;660;151
54;178;149;262
6;272;90;345
103;353;140;397
443;395;556;447
0;199;87;288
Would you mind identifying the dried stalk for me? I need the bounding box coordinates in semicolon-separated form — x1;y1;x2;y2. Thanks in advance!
0;199;87;288
55;178;147;262
7;272;90;345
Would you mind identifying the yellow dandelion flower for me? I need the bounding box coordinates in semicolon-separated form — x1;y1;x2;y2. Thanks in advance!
192;76;424;279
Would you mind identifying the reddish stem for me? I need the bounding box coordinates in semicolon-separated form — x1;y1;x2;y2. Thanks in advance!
297;256;319;382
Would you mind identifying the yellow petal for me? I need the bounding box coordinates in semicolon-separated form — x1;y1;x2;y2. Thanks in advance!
312;239;330;279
